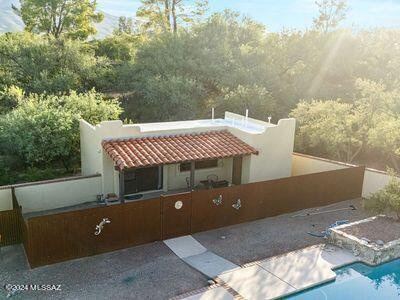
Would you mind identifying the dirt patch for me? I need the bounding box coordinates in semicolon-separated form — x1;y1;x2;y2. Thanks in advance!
340;216;400;243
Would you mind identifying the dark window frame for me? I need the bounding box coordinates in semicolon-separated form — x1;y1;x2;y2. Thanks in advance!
179;159;219;172
123;166;163;195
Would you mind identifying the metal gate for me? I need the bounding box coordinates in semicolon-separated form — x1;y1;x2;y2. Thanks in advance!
161;192;192;239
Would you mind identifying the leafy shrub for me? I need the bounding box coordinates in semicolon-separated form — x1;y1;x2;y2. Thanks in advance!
0;90;122;170
364;171;400;220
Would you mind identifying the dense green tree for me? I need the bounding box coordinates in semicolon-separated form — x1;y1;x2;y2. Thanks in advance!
127;11;272;121
114;17;135;35
126;32;205;121
364;171;400;220
94;34;142;61
0;90;122;169
313;0;348;33
1;7;400;181
0;85;24;114
355;29;400;89
136;0;208;33
368;117;400;171
14;0;104;39
290;99;360;162
214;85;276;120
0;33;112;93
291;79;400;165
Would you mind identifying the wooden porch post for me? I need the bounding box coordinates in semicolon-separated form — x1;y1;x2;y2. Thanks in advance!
119;169;125;203
232;156;243;185
190;161;195;189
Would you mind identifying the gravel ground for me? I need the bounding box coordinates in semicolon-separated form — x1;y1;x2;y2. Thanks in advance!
0;242;208;300
194;199;369;265
340;215;400;243
0;199;369;299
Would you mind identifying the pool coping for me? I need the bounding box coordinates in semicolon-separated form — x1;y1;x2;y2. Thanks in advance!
243;244;359;299
176;243;361;300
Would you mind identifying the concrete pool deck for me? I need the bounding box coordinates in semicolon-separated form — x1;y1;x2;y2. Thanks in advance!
178;244;358;300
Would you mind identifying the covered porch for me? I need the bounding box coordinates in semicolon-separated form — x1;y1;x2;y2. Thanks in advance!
102;130;259;202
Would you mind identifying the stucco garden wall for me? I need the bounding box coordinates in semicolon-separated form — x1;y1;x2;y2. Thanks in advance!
292;153;396;198
291;153;352;176
362;168;392;198
0;175;102;213
0;188;13;211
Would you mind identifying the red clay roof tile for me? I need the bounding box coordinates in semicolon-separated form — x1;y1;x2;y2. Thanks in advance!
102;131;258;170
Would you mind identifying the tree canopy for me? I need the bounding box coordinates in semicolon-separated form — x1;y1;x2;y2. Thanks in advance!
136;0;208;33
1;1;400;184
15;0;104;39
313;0;348;32
0;90;121;170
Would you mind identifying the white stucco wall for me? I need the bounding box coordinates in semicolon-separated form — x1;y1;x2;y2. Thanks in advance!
362;169;392;198
226;113;296;183
292;153;352;176
0;188;13;211
80;120;101;176
166;158;233;190
14;175;102;213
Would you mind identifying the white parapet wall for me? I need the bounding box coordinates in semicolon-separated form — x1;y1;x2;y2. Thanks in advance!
0;188;13;211
0;175;102;213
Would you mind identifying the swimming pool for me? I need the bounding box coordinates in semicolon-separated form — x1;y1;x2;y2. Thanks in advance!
286;259;400;299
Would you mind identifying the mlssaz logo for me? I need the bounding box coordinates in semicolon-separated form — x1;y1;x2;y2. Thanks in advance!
4;284;62;293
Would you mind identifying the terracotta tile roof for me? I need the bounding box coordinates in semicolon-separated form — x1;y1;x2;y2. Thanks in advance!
102;131;258;170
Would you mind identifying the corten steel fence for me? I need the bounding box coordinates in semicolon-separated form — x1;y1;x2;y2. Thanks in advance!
0;188;23;247
20;166;364;268
24;198;161;268
191;166;365;232
0;208;23;246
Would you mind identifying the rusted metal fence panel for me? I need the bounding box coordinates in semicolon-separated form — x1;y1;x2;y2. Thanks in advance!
161;192;192;240
24;198;161;268
191;185;242;233
0;208;22;246
191;166;365;233
22;166;365;268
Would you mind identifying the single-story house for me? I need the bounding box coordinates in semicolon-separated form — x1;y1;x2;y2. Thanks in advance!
80;112;296;202
1;111;369;268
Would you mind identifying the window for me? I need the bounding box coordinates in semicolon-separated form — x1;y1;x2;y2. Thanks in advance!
124;166;162;194
179;159;219;172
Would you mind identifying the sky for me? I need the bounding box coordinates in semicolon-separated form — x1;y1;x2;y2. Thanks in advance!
97;0;400;31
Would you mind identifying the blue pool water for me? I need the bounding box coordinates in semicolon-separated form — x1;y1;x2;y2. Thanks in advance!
286;259;400;300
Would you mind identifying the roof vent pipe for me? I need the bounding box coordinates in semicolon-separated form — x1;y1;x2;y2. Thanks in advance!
211;107;215;120
245;109;249;127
